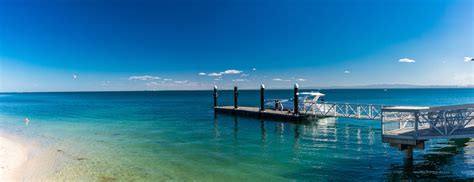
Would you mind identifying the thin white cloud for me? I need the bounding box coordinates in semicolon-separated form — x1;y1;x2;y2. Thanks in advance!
464;57;473;62
207;72;223;77
73;74;77;79
101;81;111;86
240;74;249;77
222;70;242;74
163;78;172;81
296;78;306;82
273;78;291;82
232;79;248;82
399;58;416;63
129;75;161;81
214;78;222;81
146;82;159;87
174;80;188;84
344;70;351;74
252;68;257;71
205;69;243;77
198;72;206;76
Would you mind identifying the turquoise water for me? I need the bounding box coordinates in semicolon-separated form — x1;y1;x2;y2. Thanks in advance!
0;88;473;181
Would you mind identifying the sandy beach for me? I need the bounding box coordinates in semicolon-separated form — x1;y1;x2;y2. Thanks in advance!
0;135;28;181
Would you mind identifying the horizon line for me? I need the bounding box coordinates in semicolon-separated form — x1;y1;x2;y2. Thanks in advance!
1;85;473;93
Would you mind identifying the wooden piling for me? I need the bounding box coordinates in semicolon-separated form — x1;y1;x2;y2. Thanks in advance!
405;145;413;159
294;83;299;115
260;84;265;112
213;85;218;107
234;86;238;109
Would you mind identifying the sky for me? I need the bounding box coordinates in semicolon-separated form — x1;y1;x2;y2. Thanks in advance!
0;0;473;91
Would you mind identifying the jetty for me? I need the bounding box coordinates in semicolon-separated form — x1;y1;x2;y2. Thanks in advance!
213;84;474;159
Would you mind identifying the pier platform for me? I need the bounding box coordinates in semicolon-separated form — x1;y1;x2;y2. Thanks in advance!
214;106;309;122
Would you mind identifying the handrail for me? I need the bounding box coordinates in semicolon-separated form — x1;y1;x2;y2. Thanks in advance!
381;104;474;139
301;102;384;119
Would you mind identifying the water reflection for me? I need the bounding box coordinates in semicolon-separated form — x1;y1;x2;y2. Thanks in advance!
233;116;238;143
212;114;473;180
276;122;285;143
385;138;472;180
213;114;220;140
260;120;266;147
293;124;301;159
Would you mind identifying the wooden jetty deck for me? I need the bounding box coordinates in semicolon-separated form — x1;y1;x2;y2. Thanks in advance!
383;124;474;140
214;106;309;122
212;85;474;159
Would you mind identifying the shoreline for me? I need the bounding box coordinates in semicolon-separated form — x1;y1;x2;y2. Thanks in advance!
0;135;29;181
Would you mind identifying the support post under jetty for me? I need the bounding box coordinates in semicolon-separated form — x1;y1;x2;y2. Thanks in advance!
260;84;265;112
213;85;218;107
234;86;238;109
294;84;299;115
405;145;413;160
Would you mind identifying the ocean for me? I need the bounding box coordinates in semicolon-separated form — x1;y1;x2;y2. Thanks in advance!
0;88;473;181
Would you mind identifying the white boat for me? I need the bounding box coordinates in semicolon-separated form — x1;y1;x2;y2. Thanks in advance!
265;91;325;112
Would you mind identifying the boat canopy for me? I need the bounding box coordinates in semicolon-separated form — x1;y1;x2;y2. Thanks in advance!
300;92;325;96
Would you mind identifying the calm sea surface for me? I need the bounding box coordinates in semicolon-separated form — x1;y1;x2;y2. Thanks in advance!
0;88;473;181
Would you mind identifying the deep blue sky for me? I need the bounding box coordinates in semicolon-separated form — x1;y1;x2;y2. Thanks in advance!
0;0;473;91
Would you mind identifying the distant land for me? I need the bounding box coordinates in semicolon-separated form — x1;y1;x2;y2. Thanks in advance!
304;84;474;90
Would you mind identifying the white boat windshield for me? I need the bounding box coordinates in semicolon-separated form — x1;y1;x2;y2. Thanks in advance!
300;92;325;103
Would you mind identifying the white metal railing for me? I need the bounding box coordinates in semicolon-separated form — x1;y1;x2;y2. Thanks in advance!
382;104;474;140
302;102;383;120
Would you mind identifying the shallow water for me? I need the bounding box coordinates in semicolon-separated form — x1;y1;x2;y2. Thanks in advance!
0;89;473;181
